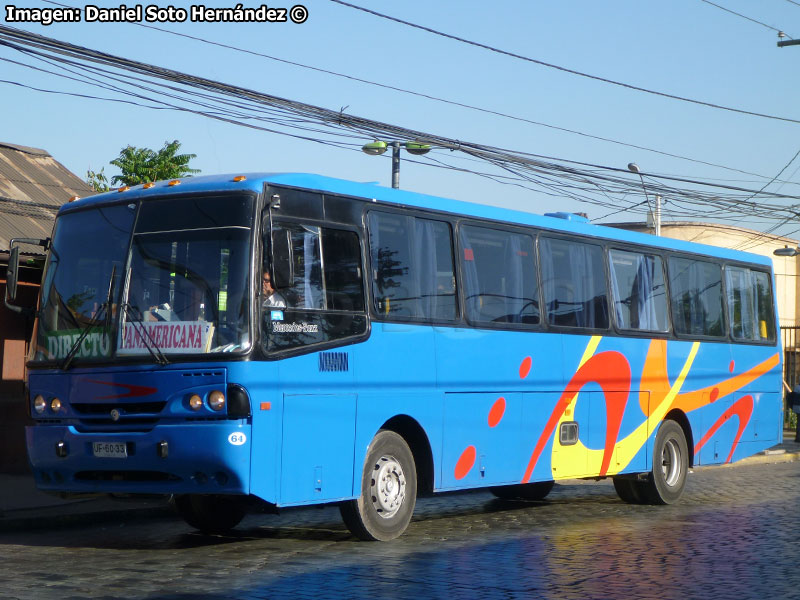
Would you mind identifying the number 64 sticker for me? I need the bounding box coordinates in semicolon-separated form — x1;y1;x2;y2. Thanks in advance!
228;432;247;446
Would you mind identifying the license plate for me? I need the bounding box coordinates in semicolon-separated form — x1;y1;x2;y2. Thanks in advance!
92;442;128;458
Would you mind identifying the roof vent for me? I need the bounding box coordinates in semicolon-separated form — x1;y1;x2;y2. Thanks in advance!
544;212;589;223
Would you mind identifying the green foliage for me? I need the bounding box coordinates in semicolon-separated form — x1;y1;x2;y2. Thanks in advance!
86;167;110;193
109;140;199;186
786;409;798;430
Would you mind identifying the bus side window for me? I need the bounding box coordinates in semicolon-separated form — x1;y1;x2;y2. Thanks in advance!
321;228;365;313
459;224;539;326
540;237;609;329
262;224;367;353
609;249;668;333
668;257;725;337
367;212;457;321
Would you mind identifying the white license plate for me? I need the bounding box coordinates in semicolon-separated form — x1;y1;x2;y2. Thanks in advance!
92;442;128;458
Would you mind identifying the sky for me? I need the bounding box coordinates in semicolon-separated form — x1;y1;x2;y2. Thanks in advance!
2;0;800;237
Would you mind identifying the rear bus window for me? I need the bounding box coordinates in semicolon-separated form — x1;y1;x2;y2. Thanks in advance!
540;237;609;329
668;257;725;337
726;267;776;342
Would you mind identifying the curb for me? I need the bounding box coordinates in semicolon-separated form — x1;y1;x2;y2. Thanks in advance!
695;449;800;471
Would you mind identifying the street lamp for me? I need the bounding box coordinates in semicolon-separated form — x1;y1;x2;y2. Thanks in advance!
774;246;799;257
362;140;431;189
628;162;661;236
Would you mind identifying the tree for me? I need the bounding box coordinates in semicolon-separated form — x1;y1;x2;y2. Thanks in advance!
109;140;199;186
86;167;110;193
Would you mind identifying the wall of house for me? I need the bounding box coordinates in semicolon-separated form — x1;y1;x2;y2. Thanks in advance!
0;280;39;473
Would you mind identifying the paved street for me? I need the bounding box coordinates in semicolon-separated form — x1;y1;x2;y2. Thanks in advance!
1;460;799;600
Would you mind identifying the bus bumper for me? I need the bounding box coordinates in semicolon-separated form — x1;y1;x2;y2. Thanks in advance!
26;422;251;496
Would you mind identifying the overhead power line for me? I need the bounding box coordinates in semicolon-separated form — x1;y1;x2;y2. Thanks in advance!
698;0;792;37
329;0;800;126
2;23;800;228
38;0;786;183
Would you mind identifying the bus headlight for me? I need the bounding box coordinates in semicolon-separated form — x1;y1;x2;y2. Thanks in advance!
208;390;225;411
51;398;62;413
189;394;203;411
33;395;46;414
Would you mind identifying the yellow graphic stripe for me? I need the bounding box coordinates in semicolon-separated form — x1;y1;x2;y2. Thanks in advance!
551;341;700;480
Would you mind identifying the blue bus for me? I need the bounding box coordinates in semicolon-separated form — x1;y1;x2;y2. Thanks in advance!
9;173;782;541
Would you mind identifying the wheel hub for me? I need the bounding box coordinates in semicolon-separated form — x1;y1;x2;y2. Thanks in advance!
371;455;406;519
661;438;681;487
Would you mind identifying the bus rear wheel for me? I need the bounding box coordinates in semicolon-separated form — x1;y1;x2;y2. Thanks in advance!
612;476;647;504
644;420;689;504
174;494;246;534
340;430;417;541
490;480;554;501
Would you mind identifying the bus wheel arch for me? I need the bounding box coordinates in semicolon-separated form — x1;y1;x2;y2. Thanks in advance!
664;409;695;468
380;414;434;496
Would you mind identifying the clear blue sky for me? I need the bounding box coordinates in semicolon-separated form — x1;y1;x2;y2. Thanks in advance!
3;0;800;235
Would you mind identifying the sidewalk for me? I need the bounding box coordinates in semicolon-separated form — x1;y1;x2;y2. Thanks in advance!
1;431;798;532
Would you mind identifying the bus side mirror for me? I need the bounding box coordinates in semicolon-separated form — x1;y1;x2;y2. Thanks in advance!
271;229;293;289
6;245;21;304
5;237;47;315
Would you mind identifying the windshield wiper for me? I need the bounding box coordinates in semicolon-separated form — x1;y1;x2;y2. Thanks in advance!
120;303;170;366
61;265;116;370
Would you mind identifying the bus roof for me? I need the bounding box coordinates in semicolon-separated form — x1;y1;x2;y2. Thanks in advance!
66;172;772;268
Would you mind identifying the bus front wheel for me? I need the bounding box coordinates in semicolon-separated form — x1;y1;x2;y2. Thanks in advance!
174;494;246;534
340;430;417;541
644;420;689;504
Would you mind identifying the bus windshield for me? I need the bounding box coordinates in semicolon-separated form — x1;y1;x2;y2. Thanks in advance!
34;203;135;363
32;193;254;364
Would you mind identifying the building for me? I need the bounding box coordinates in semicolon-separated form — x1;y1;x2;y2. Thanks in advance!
0;142;93;473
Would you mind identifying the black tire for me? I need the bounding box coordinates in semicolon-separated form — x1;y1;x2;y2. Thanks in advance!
340;430;417;541
490;480;554;501
612;476;647;504
174;494;246;534
644;420;689;505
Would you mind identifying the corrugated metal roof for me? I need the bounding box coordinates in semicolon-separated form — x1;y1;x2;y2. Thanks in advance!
0;141;93;252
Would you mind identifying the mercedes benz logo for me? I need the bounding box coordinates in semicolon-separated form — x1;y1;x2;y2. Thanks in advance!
110;409;120;422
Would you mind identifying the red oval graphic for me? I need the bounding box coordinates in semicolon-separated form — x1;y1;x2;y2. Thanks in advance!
454;445;476;480
519;356;532;379
729;360;735;373
488;397;506;428
710;387;720;403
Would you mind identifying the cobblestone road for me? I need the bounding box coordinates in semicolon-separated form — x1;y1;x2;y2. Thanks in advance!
1;461;799;600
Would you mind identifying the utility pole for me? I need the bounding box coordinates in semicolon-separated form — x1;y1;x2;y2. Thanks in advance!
654;194;662;237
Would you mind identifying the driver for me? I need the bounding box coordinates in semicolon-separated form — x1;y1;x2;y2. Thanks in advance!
262;270;287;308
